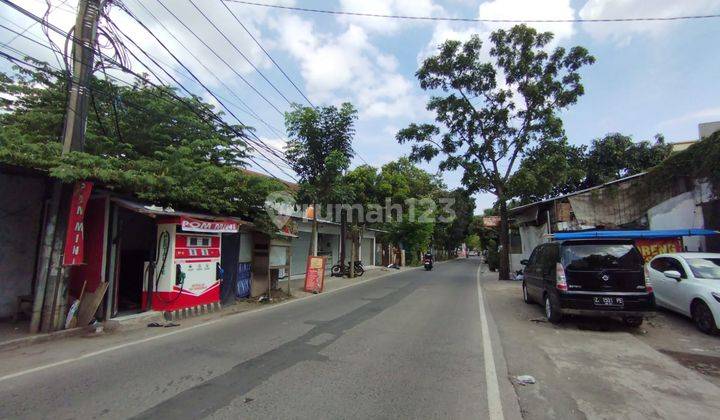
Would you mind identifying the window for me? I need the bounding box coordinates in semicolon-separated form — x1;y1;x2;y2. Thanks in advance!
562;244;643;270
528;246;542;266
650;258;669;272
685;258;720;280
666;258;687;278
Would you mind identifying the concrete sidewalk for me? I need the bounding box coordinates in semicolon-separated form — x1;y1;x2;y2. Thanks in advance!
283;264;413;297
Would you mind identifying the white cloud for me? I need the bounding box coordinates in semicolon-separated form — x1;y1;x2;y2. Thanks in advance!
338;0;444;34
274;15;425;120
478;0;575;41
579;0;720;44
658;107;720;133
419;0;575;64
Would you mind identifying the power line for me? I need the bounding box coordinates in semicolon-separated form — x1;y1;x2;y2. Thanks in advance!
106;16;297;179
128;0;281;135
152;0;285;117
186;0;293;107
223;0;720;23
0;6;292;182
138;1;293;165
219;0;314;108
110;6;294;174
127;0;291;157
0;45;289;181
5;0;71;45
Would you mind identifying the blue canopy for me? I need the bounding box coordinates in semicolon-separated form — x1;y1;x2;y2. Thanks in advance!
552;229;719;240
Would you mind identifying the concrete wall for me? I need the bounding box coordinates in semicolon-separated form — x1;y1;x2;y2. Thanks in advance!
0;173;46;319
648;190;706;252
289;220;380;276
361;238;374;266
509;253;524;275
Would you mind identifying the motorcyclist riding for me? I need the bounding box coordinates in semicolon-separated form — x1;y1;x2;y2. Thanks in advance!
423;251;434;271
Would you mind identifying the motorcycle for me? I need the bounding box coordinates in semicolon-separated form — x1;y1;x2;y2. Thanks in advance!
423;257;433;271
331;260;365;277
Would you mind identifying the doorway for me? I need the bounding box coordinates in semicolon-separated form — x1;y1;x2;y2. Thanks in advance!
112;207;156;316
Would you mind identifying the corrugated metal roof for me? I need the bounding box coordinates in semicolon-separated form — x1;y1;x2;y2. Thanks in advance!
550;229;719;240
509;172;647;215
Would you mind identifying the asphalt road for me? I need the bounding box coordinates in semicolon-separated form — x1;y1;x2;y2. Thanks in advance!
0;258;519;419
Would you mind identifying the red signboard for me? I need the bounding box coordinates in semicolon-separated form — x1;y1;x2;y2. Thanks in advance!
63;181;93;266
635;238;683;262
180;216;239;233
304;256;327;293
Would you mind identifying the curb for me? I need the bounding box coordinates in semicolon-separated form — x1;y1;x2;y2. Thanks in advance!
0;326;85;352
0;259;457;353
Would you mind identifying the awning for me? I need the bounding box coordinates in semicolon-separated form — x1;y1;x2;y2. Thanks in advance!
110;197;252;233
549;229;719;240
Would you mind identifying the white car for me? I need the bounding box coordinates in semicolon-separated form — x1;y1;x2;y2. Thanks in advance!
647;253;720;334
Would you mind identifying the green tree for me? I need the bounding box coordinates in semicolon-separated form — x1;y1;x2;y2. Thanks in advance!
508;138;587;205
342;164;381;274
433;188;475;257
465;234;481;251
510;133;672;205
0;62;282;218
284;103;357;256
375;158;444;264
584;133;671;187
397;25;595;279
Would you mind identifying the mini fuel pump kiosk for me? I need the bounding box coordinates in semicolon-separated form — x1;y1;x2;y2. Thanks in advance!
144;217;238;312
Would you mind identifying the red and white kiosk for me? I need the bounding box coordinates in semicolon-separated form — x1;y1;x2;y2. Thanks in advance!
143;216;238;312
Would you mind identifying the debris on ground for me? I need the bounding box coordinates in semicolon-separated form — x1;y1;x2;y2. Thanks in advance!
529;318;546;323
148;322;181;328
514;375;537;385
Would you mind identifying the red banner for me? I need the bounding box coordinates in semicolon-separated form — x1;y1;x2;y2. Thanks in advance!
63;181;93;266
635;238;683;262
180;217;239;233
304;256;327;293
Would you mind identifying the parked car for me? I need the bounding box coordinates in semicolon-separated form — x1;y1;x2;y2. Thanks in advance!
647;253;720;334
521;239;654;327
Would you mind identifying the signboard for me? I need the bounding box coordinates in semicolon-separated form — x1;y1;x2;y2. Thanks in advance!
180;216;239;233
304;255;327;293
483;216;501;227
63;181;93;266
635;238;683;262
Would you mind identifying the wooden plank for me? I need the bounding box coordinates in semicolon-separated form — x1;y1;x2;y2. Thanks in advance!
77;282;109;326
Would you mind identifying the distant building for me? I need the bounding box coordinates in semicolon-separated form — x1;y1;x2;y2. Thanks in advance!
670;140;696;152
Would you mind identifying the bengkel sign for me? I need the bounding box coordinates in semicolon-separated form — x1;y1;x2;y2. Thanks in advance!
180;217;239;233
635;238;683;262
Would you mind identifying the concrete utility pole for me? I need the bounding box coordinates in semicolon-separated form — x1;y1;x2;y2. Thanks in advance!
30;0;104;333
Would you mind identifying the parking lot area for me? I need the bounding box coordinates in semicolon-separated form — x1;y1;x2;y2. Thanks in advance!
481;271;720;419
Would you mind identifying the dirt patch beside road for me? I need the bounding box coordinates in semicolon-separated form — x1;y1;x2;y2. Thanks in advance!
481;271;720;419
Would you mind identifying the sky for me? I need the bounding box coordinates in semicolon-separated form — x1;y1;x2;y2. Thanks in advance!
2;0;720;213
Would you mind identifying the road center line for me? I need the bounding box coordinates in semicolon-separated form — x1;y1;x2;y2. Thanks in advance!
477;264;505;420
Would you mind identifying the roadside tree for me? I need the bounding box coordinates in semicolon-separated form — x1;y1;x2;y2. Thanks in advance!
284;103;357;255
0;62;283;217
397;25;595;279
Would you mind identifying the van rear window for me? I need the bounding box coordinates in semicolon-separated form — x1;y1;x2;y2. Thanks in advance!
562;244;643;270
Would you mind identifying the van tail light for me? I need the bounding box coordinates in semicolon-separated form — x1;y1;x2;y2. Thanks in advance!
644;265;653;293
555;263;568;291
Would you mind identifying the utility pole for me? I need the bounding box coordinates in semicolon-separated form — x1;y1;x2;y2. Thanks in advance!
30;0;104;333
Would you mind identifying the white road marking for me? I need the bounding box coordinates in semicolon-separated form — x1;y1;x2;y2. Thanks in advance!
0;263;437;383
477;264;505;420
